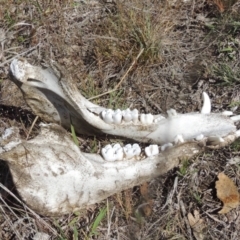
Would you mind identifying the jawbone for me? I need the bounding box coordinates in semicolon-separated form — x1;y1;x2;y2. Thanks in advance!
0;123;239;216
0;58;239;216
9;58;239;145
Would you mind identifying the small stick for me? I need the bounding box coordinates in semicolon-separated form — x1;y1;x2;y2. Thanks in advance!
26;116;39;140
88;48;144;101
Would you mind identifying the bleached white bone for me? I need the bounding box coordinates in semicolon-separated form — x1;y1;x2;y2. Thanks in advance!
1;123;238;216
9;59;239;145
4;58;240;216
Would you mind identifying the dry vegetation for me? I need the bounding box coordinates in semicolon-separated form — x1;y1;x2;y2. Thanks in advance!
0;0;240;239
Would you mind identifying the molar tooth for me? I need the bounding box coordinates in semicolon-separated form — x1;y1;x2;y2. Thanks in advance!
101;144;124;161
145;144;159;157
167;109;177;118
112;109;122;124
132;143;141;156
207;136;224;145
174;135;184;144
104;110;114;124
201;92;211;114
101;146;115;161
195;134;204;141
222;111;233;116
122;108;132;122
231;115;240;122
131;109;139;122
140;113;154;125
123;143;141;159
161;143;173;151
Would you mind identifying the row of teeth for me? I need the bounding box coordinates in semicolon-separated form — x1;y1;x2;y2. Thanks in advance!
101;134;226;161
100;92;219;125
101;143;160;161
101;108;165;125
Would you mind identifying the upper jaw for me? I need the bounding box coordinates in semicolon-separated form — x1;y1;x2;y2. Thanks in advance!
9;58;240;146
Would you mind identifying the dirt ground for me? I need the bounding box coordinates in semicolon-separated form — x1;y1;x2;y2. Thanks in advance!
0;0;240;239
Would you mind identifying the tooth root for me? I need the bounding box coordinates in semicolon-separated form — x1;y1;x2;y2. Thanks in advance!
167;109;177;118
201;92;211;114
161;143;173;151
195;134;204;141
231;115;240;122
207;136;224;145
174;135;184;144
222;111;233;116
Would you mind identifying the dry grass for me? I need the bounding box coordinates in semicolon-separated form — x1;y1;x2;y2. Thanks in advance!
1;0;240;239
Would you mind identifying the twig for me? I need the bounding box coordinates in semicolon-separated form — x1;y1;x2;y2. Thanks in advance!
0;183;58;235
26;116;39;140
180;200;193;240
88;48;144;101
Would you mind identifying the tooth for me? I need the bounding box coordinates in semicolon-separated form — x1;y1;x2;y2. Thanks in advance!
195;134;204;141
167;109;177;118
123;143;140;159
115;147;124;161
101;146;115;161
112;109;122;124
131;109;139;122
122;108;132;122
101;110;106;119
222;111;233;116
207;136;224;145
101;144;124;161
145;144;159;157
174;135;184;144
231;115;240;122
201;92;211;114
104;110;114;123
140;113;154;125
161;143;173;151
132;143;141;156
146;114;153;124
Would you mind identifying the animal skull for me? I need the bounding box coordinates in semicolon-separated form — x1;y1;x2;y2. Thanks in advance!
0;58;239;215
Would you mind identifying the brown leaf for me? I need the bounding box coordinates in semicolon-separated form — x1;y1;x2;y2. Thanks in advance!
188;210;205;240
139;183;153;217
215;172;239;214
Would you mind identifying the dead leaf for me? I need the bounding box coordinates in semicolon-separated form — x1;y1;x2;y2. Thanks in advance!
139;182;153;217
187;210;205;240
215;172;239;214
